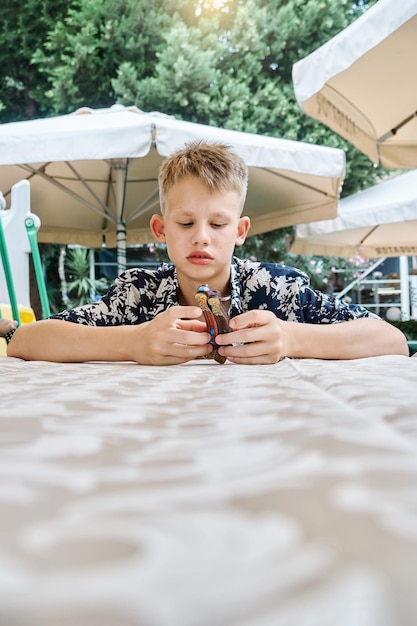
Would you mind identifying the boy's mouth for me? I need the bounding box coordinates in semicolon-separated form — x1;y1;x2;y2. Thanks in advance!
187;252;213;264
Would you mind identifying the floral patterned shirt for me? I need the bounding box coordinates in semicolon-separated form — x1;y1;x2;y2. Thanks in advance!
51;256;378;326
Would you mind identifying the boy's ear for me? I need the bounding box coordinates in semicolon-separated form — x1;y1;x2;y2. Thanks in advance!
150;214;166;242
235;216;251;246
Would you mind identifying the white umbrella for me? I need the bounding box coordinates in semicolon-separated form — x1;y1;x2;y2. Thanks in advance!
0;105;345;271
289;169;417;258
292;0;417;168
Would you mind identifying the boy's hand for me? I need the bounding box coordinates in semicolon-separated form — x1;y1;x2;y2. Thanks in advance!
133;306;213;365
215;310;289;364
215;313;410;363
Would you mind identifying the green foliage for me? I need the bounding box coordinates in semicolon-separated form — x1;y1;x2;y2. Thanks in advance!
31;0;181;114
0;0;70;121
115;17;222;115
65;247;108;308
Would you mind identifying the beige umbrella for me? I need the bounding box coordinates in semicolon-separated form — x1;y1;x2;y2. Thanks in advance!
289;169;417;258
292;0;417;169
0;105;345;272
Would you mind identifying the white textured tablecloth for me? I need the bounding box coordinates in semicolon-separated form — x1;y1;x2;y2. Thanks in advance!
0;355;417;626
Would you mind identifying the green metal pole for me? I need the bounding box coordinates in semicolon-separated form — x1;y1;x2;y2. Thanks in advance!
0;215;21;326
25;217;51;318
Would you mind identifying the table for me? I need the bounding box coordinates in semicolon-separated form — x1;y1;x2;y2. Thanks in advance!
1;354;417;626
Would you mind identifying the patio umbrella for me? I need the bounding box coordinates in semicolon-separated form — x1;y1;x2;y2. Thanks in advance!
0;105;345;272
289;169;417;259
292;0;417;169
289;169;417;321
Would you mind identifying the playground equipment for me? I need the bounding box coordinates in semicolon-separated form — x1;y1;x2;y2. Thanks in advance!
0;180;50;354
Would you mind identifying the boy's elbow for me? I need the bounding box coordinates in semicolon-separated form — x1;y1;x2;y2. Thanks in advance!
398;334;411;357
6;323;40;360
6;327;25;358
382;320;410;356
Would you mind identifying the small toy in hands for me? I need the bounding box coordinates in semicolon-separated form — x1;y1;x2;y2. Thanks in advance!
195;285;231;364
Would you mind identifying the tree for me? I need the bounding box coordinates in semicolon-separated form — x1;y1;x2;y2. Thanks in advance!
31;0;188;114
0;0;70;122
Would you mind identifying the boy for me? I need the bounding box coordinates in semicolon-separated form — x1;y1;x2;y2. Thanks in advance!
6;141;408;364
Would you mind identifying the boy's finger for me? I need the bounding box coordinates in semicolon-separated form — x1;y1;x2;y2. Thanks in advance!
168;305;202;320
177;319;209;333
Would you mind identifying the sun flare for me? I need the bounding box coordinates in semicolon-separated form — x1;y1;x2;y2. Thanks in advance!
195;0;229;16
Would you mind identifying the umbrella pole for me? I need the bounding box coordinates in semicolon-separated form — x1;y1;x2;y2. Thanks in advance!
400;256;410;321
115;166;127;275
116;221;127;274
411;257;417;320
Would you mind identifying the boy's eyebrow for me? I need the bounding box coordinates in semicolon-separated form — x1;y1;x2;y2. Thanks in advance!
173;209;232;218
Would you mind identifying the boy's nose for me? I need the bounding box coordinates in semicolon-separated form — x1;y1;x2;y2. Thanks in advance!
192;225;210;245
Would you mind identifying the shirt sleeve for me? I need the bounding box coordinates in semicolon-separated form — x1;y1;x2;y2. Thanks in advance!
235;260;379;323
49;269;152;326
298;282;380;323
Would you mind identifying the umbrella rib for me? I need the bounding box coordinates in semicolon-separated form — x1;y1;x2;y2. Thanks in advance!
65;161;115;218
359;225;378;245
127;188;160;224
378;110;417;143
17;163;117;225
2;169;38;199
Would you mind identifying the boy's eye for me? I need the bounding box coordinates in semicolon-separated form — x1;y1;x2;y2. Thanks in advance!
177;222;226;228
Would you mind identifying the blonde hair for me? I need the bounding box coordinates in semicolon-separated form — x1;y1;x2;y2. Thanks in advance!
158;140;248;215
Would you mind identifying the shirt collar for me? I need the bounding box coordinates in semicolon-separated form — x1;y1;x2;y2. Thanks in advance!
152;258;243;318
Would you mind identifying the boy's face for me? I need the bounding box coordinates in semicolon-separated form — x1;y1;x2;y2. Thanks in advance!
150;175;250;293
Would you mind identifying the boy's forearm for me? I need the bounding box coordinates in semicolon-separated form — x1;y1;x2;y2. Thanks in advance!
7;319;136;362
7;316;409;364
286;318;409;360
